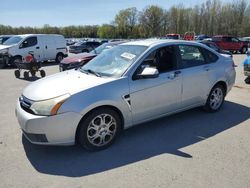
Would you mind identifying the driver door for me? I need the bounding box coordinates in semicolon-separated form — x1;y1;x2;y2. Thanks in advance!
129;45;182;124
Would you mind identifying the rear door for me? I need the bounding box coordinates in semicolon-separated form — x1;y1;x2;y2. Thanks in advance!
177;45;210;108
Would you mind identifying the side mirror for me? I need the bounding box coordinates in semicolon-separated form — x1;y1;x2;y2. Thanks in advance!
19;41;27;49
135;67;159;80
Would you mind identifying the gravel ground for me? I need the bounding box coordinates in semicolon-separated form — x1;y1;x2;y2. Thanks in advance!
0;54;249;188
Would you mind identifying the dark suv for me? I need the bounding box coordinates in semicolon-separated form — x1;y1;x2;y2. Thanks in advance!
69;41;101;54
212;35;248;54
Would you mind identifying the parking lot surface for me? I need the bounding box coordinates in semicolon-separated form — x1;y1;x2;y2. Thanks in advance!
0;54;249;188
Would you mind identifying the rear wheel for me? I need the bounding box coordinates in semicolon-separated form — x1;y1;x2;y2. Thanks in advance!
77;108;122;151
55;53;64;63
204;84;225;112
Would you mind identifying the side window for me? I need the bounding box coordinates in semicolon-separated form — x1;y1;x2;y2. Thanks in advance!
135;45;176;75
201;48;218;64
179;45;206;68
232;38;239;42
224;37;232;42
20;37;37;48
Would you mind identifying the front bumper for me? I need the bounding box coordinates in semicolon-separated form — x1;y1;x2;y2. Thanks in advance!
16;100;82;145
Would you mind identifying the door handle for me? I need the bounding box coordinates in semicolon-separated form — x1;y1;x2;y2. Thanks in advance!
168;71;181;79
45;46;47;49
204;66;210;71
36;46;40;49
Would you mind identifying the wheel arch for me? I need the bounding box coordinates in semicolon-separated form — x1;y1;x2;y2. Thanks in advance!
212;80;227;94
75;105;125;143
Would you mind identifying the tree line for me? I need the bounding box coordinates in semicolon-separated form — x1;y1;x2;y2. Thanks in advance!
0;0;249;39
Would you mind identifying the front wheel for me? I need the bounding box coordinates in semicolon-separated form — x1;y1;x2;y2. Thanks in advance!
77;108;122;151
204;84;225;112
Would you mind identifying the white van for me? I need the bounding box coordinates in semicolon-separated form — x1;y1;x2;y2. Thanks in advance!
0;34;68;68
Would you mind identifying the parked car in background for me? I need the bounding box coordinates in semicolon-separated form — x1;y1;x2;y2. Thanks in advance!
69;41;101;54
240;37;250;48
165;34;181;40
16;39;235;151
0;34;67;68
196;34;210;41
243;51;250;84
199;41;232;57
0;35;14;44
212;35;248;54
59;41;125;71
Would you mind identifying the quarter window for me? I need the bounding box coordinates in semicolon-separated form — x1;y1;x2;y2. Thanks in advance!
178;45;206;68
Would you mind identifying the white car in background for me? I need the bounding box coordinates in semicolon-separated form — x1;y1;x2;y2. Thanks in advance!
16;39;236;151
0;34;67;68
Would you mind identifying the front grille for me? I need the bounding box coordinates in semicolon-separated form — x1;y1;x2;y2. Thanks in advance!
23;130;48;143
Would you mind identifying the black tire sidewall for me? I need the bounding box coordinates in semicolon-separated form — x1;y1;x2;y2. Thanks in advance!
78;108;121;151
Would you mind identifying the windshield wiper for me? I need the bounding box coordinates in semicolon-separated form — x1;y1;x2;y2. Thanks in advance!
81;69;101;77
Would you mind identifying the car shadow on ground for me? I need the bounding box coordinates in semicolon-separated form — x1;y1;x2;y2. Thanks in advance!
22;101;250;177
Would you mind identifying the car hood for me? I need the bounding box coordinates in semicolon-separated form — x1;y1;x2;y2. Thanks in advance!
0;45;12;50
61;53;96;64
23;70;115;101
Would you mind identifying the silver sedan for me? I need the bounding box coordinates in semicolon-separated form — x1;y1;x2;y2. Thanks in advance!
16;39;236;150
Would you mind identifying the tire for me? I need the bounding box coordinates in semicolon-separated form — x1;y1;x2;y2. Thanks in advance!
241;47;247;54
40;70;46;77
77;108;122;151
23;71;29;79
245;76;250;84
55;53;64;63
11;56;22;67
204;84;225;112
14;70;20;78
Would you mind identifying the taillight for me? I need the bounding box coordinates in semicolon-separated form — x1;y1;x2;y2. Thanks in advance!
65;47;68;53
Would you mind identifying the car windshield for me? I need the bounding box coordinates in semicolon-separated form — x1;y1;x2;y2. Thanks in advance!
81;45;148;77
90;43;115;55
3;36;23;45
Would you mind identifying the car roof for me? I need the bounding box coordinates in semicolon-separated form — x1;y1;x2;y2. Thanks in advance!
15;34;63;38
121;39;205;48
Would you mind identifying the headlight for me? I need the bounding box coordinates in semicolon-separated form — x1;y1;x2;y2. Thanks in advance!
0;48;9;54
30;94;70;116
